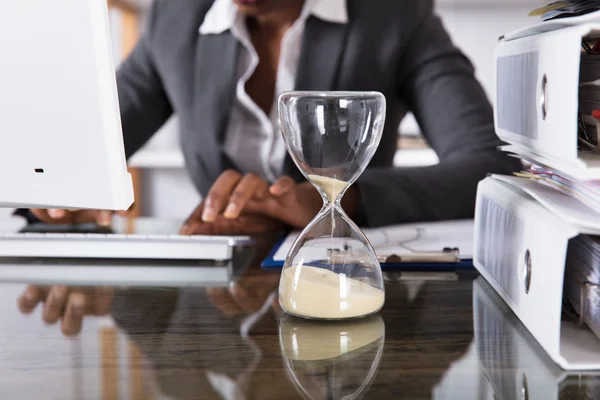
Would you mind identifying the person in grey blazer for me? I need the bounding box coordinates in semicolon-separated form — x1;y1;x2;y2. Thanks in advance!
32;0;519;233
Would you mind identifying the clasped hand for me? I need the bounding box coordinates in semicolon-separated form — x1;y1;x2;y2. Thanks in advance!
31;170;325;235
179;170;323;235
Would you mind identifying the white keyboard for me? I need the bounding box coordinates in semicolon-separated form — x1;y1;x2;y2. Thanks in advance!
0;218;253;261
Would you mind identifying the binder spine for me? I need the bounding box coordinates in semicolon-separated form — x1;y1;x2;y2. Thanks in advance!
475;178;575;365
476;195;525;300
494;25;590;162
496;51;540;141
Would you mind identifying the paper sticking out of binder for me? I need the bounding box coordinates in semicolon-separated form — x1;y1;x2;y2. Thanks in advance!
530;1;600;21
514;165;600;210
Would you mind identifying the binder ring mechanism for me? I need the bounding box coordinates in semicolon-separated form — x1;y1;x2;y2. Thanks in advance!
563;281;600;334
578;281;600;328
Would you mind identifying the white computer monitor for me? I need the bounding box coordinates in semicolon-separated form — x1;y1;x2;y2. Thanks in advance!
0;0;133;210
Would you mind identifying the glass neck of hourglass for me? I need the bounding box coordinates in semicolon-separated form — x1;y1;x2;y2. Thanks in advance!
322;197;342;207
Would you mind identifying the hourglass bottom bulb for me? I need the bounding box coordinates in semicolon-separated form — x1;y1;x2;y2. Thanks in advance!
279;265;385;319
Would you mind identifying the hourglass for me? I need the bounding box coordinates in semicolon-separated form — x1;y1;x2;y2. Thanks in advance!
277;91;386;320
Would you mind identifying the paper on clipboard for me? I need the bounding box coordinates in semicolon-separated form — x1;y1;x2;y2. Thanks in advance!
272;219;474;263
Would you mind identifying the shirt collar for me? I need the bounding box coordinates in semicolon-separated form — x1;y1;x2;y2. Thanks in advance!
199;0;348;35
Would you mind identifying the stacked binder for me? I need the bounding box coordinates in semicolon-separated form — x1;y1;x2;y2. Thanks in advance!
474;13;600;370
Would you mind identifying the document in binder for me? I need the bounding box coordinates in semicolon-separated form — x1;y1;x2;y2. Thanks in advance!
514;165;600;210
530;1;600;21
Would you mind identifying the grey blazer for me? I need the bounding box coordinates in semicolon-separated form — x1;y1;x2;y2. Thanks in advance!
116;0;519;227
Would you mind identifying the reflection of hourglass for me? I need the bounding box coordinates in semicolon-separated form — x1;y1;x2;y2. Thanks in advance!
279;314;385;400
277;91;386;320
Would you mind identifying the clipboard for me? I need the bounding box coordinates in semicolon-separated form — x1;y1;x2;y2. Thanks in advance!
261;219;475;271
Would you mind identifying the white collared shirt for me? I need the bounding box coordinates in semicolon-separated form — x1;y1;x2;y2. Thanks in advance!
199;0;348;182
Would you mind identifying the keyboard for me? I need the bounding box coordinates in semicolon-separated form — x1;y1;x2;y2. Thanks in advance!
0;217;253;261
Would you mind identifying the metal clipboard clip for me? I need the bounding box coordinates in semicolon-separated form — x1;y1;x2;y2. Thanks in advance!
326;226;462;264
377;247;461;264
326;247;461;264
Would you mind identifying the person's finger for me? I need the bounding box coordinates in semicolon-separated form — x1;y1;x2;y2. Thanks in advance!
253;178;270;200
42;285;69;324
180;202;205;235
17;285;44;314
31;209;74;224
223;174;266;220
92;288;115;316
68;210;106;225
95;211;113;227
183;218;236;236
243;198;280;221
180;221;203;236
270;176;296;197
29;209;53;223
61;293;86;336
203;170;243;222
47;209;66;219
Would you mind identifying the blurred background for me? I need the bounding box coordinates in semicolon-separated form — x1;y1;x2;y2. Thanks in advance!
108;0;539;219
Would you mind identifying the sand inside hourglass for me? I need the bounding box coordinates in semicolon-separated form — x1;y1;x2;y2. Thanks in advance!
279;265;385;319
307;174;348;202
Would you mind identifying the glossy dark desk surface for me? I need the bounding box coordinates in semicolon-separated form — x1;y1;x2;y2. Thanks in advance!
0;261;598;400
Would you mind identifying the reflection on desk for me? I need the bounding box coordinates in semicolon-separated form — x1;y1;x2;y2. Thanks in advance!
435;278;600;400
2;254;599;398
0;264;479;400
473;278;600;400
279;315;385;399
